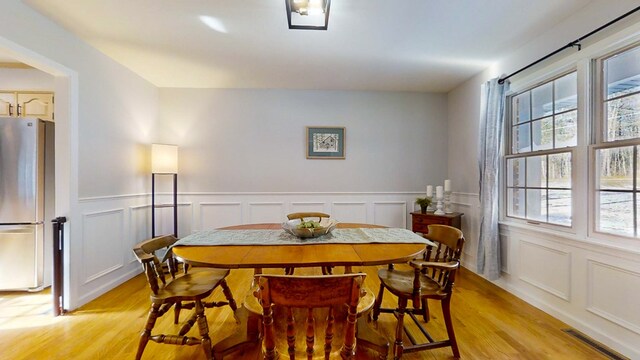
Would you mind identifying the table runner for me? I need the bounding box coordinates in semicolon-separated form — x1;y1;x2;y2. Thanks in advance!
174;228;433;246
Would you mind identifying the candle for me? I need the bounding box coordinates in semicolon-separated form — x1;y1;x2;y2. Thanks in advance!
436;185;443;199
444;179;451;192
426;185;433;197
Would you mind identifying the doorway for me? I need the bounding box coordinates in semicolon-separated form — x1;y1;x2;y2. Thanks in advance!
0;43;74;319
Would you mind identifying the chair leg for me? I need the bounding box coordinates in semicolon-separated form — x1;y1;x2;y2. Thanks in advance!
174;301;182;324
393;297;408;360
195;299;213;360
220;279;238;312
442;296;460;358
372;283;385;321
136;303;161;360
421;299;430;323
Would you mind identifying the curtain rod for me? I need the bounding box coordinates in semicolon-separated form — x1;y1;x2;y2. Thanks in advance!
498;5;640;84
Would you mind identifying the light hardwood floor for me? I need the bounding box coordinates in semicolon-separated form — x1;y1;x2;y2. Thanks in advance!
0;266;617;359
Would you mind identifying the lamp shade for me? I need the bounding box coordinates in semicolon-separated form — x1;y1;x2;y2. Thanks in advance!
151;144;178;174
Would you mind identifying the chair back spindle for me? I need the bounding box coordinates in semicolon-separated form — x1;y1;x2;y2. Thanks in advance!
254;274;365;359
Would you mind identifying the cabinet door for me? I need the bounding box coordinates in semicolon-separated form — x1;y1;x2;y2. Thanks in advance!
0;91;16;117
17;92;54;121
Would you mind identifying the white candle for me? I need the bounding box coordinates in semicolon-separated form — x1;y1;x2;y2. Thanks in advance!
436;185;443;199
444;179;451;192
426;185;433;197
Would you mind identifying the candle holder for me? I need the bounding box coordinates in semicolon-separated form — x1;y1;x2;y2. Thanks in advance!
434;195;445;215
444;190;453;213
426;196;434;212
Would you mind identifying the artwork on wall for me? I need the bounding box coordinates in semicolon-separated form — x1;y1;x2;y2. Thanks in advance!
306;126;345;159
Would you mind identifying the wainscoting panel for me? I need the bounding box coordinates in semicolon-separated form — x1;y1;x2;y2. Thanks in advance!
248;202;285;223
519;240;571;301
82;209;125;284
289;202;327;215
373;201;407;228
331;202;367;223
177;203;193;237
128;205;151;264
452;192;479;270
200;202;243;230
499;232;510;274
587;260;640;335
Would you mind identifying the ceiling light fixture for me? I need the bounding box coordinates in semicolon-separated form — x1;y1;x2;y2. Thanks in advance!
286;0;331;30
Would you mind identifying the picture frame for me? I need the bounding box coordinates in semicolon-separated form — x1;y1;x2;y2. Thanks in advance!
306;126;345;159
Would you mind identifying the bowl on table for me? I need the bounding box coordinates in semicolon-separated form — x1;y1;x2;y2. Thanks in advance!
282;217;338;238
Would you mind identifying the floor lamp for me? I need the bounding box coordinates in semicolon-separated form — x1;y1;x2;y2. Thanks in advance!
151;144;178;238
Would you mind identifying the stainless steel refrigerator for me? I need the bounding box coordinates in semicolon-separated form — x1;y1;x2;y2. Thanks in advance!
0;116;55;291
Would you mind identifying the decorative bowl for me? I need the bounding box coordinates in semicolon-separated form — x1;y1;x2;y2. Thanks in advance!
282;218;338;238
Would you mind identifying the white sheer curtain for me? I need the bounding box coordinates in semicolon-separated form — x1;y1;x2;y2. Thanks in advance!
477;77;509;280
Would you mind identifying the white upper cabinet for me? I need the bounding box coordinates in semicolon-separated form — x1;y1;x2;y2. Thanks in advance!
0;91;54;121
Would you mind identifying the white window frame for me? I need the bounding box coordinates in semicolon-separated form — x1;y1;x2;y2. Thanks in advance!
504;69;579;232
589;41;640;243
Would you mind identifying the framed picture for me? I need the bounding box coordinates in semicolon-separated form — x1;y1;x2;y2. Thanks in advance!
306;126;345;159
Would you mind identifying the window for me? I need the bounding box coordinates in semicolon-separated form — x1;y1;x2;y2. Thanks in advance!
594;44;640;237
506;72;577;226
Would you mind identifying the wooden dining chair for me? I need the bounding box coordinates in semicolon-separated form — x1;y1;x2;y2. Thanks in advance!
372;224;465;359
253;273;366;359
285;212;333;275
133;235;238;360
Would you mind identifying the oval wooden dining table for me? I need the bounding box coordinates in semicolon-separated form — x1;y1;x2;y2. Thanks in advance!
171;222;428;359
172;223;426;273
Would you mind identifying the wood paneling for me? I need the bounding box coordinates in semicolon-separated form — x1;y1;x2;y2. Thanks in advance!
519;240;571;301
587;260;640;335
332;202;367;223
373;201;406;228
81;208;124;283
200;202;242;230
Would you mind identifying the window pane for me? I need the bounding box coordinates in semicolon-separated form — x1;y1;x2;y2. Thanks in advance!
532;82;553;119
555;72;577;112
554;110;577;147
532;117;553;151
597;147;633;190
548;190;571;226
526;155;546;188
597;191;634;236
605;46;640;99
548;152;571;188
513;123;530;153
513;92;530;124
526;189;546;222
507;157;525;187
507;188;525;218
605;93;640;141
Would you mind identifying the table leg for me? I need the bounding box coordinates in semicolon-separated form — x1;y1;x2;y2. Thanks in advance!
212;306;262;359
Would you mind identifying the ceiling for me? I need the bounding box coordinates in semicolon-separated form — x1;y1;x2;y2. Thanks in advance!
19;0;597;92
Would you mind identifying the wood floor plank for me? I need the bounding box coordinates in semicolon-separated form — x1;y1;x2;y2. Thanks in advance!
0;266;614;359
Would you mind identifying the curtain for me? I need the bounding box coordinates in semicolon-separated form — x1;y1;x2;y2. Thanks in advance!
477;77;509;280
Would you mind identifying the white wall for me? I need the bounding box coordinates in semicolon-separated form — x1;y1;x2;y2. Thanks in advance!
0;67;54;89
158;89;448;193
447;2;640;358
155;88;450;233
0;1;158;309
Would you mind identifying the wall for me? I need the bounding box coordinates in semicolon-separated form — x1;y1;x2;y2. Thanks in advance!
0;1;158;309
156;88;450;232
447;1;640;358
0;67;54;89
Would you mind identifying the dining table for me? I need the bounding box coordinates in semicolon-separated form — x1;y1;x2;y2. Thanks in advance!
171;222;432;358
